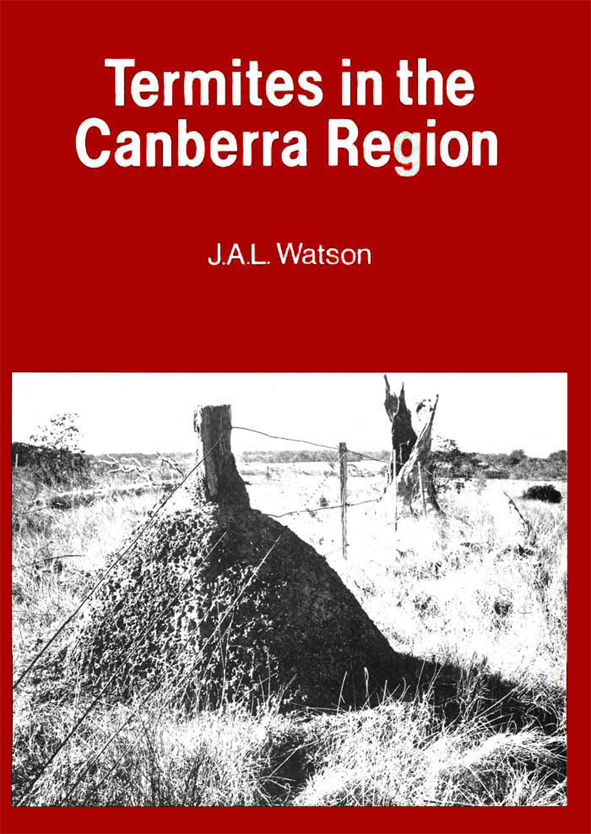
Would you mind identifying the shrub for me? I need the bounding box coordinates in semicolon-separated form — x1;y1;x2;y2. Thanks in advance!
522;484;562;504
12;442;91;488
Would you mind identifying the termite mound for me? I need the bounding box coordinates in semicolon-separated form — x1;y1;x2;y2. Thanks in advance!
69;405;409;711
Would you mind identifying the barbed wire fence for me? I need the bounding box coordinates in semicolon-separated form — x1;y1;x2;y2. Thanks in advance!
234;424;395;558
12;438;224;691
11;416;403;805
13;421;399;687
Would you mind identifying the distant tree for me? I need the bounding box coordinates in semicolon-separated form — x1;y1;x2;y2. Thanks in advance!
508;449;527;466
30;412;83;452
434;437;460;456
548;450;567;466
26;412;90;486
432;438;479;483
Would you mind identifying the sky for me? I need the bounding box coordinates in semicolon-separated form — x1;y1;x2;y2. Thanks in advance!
11;372;567;457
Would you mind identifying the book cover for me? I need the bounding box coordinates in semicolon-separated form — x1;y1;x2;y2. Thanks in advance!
2;1;589;832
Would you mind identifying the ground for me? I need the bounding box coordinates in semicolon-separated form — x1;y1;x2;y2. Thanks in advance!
11;457;567;806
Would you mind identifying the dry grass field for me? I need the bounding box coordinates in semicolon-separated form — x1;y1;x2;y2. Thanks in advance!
11;458;567;806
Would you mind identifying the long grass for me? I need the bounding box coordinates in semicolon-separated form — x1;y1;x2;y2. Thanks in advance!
11;464;567;806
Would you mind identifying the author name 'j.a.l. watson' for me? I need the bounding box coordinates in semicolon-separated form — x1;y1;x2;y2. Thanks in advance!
207;243;372;266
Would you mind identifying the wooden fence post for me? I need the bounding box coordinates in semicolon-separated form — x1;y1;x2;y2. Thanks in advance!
194;404;250;509
339;442;348;558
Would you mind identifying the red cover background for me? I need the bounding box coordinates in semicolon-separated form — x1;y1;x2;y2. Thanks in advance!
1;1;589;832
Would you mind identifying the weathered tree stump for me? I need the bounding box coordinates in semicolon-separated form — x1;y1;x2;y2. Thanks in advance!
384;376;440;513
397;395;440;512
384;376;417;476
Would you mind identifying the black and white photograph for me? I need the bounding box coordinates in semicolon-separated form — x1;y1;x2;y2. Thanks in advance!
11;372;567;807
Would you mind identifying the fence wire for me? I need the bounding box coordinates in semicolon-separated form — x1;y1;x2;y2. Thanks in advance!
13;438;222;691
15;532;230;807
29;534;284;808
13;422;391;692
12;417;397;804
268;494;383;519
233;424;387;464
